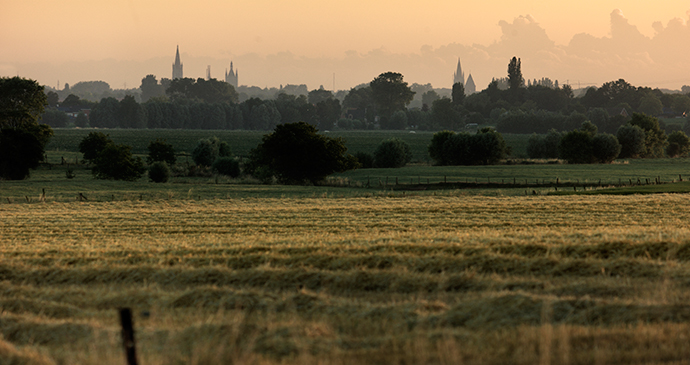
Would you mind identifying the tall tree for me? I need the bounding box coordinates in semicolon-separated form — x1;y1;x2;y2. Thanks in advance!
118;95;146;129
629;112;667;158
246;122;358;184
507;57;523;91
370;72;415;118
308;88;333;105
166;77;238;104
452;82;465;105
140;74;164;102
0;77;53;179
0;77;47;129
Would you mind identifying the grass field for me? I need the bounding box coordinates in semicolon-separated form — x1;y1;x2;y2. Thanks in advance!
45;129;532;162
4;129;690;363
2;194;690;364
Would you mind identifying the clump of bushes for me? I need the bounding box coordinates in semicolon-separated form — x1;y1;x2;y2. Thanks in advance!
91;143;146;181
374;138;412;168
192;137;232;167
354;152;374;169
78;132;112;163
212;157;241;178
147;138;176;165
666;131;690;157
558;121;621;164
428;128;508;165
148;161;171;183
526;129;562;159
245;122;358;184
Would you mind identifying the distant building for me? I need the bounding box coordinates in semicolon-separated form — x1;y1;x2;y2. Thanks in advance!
453;59;465;86
465;74;476;94
225;62;238;88
453;58;476;94
172;46;183;79
171;46;239;87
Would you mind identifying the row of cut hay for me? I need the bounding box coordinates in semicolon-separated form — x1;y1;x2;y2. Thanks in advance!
0;336;55;365
7;236;690;269
0;252;673;289
0;313;94;346
10;240;690;269
436;293;690;329
0;273;664;317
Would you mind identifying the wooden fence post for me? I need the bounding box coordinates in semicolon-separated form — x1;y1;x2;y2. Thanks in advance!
119;308;138;365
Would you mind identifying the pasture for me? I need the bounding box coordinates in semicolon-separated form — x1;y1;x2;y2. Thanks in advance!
1;194;690;364
45;129;531;163
4;129;690;363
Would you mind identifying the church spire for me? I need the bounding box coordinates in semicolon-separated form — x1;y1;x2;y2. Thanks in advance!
225;61;238;87
453;58;465;86
172;45;183;79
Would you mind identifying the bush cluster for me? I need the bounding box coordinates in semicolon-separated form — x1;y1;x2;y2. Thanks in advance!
557;122;621;164
428;128;508;165
526;129;562;159
374;138;412;168
148;161;171;183
192;137;232;167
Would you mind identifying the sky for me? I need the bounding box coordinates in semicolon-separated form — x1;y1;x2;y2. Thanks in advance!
2;0;690;92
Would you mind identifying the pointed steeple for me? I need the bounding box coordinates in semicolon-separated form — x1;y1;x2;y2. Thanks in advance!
453;58;465;86
225;61;238;87
172;45;183;79
465;73;476;94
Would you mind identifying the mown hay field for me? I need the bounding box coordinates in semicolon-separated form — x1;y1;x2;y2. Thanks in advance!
2;194;690;364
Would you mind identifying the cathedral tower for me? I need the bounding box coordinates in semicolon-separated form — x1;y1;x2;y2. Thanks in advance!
453;58;464;86
172;46;183;80
465;74;476;94
225;62;238;88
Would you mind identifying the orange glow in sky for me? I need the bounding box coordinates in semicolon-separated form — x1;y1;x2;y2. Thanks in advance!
2;0;689;90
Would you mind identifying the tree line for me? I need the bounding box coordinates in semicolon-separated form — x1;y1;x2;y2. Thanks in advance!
40;57;690;136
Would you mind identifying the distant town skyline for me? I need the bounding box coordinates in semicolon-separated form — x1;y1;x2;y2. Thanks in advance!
2;1;690;91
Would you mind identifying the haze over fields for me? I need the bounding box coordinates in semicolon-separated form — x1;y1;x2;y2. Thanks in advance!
1;0;689;91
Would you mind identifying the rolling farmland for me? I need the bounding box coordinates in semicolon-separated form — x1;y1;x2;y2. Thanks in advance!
2;194;690;364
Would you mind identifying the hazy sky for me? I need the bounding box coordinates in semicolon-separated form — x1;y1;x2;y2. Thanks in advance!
2;0;690;91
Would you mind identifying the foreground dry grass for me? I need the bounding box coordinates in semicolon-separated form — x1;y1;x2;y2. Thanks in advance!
2;194;690;364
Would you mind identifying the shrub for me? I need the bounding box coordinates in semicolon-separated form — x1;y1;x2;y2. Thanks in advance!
246;122;358;184
526;129;562;159
75;112;89;128
429;128;507;166
92;143;146;181
428;130;456;165
558;122;620;164
41;109;69;128
0;128;46;180
592;133;621;163
354;152;374;169
387;110;408;130
616;124;646;158
559;129;594;164
79;132;113;163
192;137;231;167
147;138;177;165
337;118;353;130
470;127;508;165
374;138;412;168
666;131;690;157
212;157;241;177
629;113;667;158
148;161;171;183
